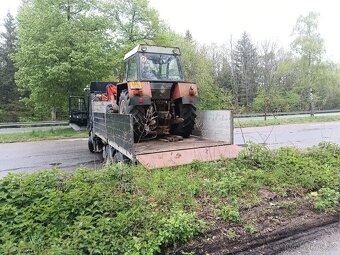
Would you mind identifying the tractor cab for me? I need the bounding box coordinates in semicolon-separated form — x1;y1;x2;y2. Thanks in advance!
123;45;185;82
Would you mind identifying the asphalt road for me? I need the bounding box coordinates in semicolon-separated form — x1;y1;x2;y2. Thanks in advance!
1;121;340;178
0;138;102;178
279;222;340;255
234;121;340;149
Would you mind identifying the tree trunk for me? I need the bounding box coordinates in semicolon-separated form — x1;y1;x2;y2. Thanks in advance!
51;107;57;121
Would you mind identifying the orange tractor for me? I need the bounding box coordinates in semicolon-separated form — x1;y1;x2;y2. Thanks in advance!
105;45;198;142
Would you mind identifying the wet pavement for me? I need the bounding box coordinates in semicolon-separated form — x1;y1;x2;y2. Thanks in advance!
279;222;340;255
1;121;340;178
0;138;102;178
234;121;340;149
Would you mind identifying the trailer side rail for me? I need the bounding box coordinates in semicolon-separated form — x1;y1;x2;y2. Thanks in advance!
93;112;135;160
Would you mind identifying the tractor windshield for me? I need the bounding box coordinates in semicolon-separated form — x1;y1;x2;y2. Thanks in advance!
139;53;184;81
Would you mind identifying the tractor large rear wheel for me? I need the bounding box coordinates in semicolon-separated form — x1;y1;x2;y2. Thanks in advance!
171;100;196;138
119;89;146;142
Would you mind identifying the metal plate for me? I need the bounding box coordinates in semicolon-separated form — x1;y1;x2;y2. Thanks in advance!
137;144;241;169
93;113;134;160
193;110;233;144
106;113;134;160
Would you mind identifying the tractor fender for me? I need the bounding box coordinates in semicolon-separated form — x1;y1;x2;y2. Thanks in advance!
117;82;152;106
172;82;198;104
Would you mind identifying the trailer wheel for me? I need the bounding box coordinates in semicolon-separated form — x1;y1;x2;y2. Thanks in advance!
103;144;115;163
119;89;146;142
171;100;196;138
88;137;94;153
113;151;130;164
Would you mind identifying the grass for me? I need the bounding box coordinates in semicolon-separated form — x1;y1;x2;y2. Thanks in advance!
0;128;88;143
0;142;339;254
235;114;340;128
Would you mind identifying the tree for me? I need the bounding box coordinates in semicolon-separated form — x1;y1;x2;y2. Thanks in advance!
184;29;193;41
256;41;279;117
102;0;167;77
0;12;19;121
164;33;233;110
231;32;258;108
104;0;162;45
291;12;324;114
15;0;112;120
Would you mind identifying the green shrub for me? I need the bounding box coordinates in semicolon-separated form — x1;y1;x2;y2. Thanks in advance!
1;143;340;254
218;205;240;222
309;188;340;211
244;224;257;234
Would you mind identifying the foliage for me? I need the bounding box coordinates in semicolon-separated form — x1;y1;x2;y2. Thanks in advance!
15;0;113;120
103;0;163;45
164;33;234;110
252;87;300;113
244;224;257;234
232;32;258;108
0;166;202;254
7;1;340;121
308;188;340;211
0;12;20;122
1;143;339;253
0;128;87;143
218;200;240;223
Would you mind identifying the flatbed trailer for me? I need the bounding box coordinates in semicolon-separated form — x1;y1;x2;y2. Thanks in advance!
91;110;241;169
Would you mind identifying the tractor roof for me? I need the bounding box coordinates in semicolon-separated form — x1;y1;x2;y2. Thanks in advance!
124;44;181;60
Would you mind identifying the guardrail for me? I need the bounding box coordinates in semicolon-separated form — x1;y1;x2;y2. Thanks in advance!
234;109;340;118
0;121;68;129
1;109;340;129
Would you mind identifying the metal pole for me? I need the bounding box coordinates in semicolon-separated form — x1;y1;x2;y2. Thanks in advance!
310;88;315;117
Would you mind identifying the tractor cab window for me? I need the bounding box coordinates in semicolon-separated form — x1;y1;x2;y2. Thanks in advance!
126;56;137;81
139;53;184;81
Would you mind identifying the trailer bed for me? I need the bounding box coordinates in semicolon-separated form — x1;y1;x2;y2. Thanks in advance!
135;136;227;155
135;136;241;169
93;111;241;169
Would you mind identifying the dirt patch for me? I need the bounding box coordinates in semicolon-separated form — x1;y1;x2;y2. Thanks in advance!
165;188;340;255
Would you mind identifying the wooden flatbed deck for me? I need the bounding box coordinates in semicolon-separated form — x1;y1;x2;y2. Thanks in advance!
135;136;241;169
135;136;228;155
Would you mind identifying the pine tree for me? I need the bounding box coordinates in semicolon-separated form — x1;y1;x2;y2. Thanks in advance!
232;32;258;107
0;12;19;121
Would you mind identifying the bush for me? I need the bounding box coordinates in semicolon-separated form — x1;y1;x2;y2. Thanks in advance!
0;168;202;254
308;188;340;211
1;143;339;254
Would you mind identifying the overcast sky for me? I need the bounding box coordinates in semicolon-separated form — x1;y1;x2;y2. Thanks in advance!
1;0;339;63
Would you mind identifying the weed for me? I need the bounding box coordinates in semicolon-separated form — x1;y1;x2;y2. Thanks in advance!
275;201;297;213
308;188;340;211
244;224;257;234
218;198;240;223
